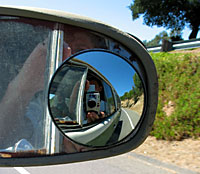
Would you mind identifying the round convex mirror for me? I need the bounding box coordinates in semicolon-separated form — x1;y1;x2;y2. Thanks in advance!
48;50;146;147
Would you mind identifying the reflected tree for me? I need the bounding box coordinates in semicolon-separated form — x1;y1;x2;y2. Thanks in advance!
132;73;143;104
120;73;142;104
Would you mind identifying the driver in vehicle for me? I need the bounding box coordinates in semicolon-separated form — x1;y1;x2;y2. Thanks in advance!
67;76;106;124
0;26;107;154
84;77;106;124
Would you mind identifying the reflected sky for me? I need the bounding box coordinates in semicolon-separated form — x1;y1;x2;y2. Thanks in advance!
73;51;137;96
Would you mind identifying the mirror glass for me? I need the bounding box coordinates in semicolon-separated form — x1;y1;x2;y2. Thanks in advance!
48;50;145;147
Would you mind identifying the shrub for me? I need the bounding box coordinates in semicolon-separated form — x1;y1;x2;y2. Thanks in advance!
150;52;200;140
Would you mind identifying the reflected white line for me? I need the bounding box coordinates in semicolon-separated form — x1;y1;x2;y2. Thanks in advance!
14;167;31;174
122;108;135;129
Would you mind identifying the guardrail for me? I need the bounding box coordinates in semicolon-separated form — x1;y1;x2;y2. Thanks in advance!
147;38;200;52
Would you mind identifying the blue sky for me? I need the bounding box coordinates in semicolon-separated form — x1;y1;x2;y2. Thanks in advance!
0;0;199;41
75;51;137;96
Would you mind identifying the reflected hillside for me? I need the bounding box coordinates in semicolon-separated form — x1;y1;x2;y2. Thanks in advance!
120;73;144;115
121;94;144;115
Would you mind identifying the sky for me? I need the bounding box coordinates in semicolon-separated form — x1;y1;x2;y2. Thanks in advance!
0;0;199;42
75;51;137;96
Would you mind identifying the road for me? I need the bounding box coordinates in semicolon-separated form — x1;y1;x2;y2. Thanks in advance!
0;152;197;174
117;108;141;141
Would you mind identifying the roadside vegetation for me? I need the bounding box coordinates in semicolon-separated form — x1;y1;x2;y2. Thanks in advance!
120;73;143;104
150;50;200;140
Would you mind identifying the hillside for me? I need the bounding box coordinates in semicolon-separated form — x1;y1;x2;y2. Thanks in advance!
133;48;200;173
150;48;200;140
121;94;144;115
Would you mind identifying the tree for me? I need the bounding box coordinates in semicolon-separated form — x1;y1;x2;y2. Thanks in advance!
145;31;169;46
132;74;143;103
169;29;183;41
120;74;143;103
144;30;183;46
129;0;200;39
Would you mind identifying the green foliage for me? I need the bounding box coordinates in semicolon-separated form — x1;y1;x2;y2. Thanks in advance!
120;91;133;101
144;31;169;47
120;74;143;103
129;0;200;39
144;30;183;47
170;29;183;41
132;74;143;103
150;52;200;140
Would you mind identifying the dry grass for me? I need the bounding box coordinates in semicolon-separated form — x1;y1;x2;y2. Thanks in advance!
134;136;200;173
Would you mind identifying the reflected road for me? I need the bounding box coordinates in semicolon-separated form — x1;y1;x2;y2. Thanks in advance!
117;108;140;140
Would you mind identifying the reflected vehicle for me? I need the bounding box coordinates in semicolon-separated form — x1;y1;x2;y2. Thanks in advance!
48;50;145;147
49;53;122;146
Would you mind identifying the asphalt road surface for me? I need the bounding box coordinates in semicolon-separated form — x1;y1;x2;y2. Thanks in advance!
0;152;197;174
117;108;140;141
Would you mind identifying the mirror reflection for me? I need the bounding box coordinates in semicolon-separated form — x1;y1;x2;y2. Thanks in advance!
0;16;146;157
48;50;145;147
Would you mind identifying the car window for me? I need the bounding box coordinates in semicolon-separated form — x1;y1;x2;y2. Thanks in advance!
102;81;116;115
49;64;87;124
113;90;121;110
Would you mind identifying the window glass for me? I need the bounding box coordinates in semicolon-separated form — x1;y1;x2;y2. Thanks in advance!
49;65;87;124
0;16;53;154
113;90;121;110
102;82;116;115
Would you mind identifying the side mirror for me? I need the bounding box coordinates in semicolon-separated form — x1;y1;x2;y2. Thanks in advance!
0;6;158;166
48;50;145;147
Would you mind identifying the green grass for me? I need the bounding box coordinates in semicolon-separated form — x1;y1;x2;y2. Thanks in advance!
150;52;200;140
